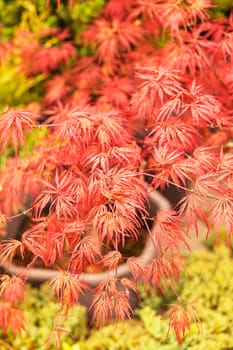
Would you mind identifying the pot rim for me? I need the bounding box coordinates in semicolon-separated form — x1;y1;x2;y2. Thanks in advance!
2;189;171;285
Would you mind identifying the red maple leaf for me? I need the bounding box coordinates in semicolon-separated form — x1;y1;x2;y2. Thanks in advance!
83;17;143;66
104;0;134;19
69;237;102;274
152;210;189;253
33;170;79;219
97;76;135;109
130;66;184;119
0;303;25;335
0;239;24;266
0;275;25;305
160;0;212;38
127;256;147;284
147;118;201;152
165;303;190;344
146;253;185;293
0;108;34;155
164;301;201;345
101;250;122;270
162;27;216;76
130;0;162;21
50;271;89;312
91;277;133;326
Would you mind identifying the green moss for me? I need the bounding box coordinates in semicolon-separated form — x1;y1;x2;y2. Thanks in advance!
68;245;233;350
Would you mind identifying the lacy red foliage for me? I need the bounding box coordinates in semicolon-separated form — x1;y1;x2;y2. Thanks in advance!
0;303;25;335
91;277;134;326
16;28;75;76
104;0;135;19
127;256;147;284
152;210;189;253
82;17;144;67
165;303;191;344
160;0;212;38
34;170;79;219
0;108;34;155
69;236;102;274
50;271;89;313
164;301;201;345
1;0;233;344
0;239;24;265
21;215;66;267
101;250;122;270
0;275;25;305
0;276;25;335
146;253;186;293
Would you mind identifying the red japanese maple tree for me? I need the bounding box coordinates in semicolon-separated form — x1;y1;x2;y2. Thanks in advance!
0;0;233;345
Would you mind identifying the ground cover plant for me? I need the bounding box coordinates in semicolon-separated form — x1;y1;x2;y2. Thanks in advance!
65;245;233;350
2;243;233;349
0;283;87;350
0;0;233;347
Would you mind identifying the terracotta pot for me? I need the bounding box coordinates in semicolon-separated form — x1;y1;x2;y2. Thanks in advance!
2;190;171;316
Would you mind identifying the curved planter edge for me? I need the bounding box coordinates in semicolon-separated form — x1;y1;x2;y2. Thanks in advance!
2;190;171;286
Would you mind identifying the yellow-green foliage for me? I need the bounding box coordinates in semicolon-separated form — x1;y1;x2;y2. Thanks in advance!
178;246;233;349
0;240;232;350
62;316;177;350
0;283;87;350
72;0;106;23
0;0;24;38
48;0;106;55
18;126;48;157
213;0;233;10
0;126;48;169
211;0;232;18
0;0;106;108
0;57;45;109
66;245;233;350
0;0;106;38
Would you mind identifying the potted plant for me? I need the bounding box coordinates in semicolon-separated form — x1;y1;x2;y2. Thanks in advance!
0;0;233;346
